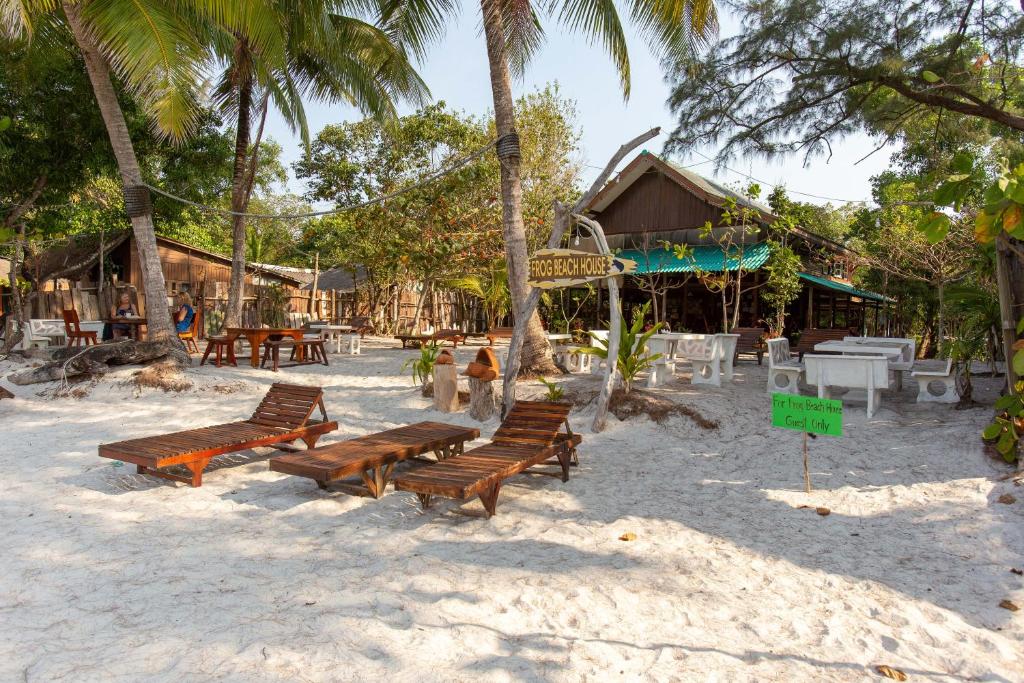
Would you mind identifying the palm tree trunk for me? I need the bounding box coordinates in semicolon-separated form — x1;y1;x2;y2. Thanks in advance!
480;0;557;375
64;2;178;346
226;70;254;329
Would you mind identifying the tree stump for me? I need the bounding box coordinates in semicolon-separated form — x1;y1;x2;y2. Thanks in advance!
432;363;459;412
469;377;496;421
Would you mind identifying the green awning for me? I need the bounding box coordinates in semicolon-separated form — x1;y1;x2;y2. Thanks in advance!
798;272;893;303
618;241;771;275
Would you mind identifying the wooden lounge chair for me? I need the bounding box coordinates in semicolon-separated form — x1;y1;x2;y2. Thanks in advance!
97;383;339;487
269;421;480;497
431;329;466;347
393;400;581;517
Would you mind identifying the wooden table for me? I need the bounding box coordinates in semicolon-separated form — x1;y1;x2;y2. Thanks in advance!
226;327;306;368
105;317;148;341
269;421;480;497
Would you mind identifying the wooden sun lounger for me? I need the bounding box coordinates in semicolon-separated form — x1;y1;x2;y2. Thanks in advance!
485;327;514;345
393;400;581;517
395;330;465;349
97;383;339;487
269;421;480;497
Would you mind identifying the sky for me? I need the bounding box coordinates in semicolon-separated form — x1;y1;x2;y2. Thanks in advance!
262;8;896;208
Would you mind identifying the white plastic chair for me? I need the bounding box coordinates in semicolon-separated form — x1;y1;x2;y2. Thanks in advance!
766;337;803;395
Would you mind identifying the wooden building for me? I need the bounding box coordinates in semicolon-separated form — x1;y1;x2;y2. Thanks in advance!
582;151;892;334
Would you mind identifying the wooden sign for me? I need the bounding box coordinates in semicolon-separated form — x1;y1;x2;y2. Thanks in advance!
527;249;637;289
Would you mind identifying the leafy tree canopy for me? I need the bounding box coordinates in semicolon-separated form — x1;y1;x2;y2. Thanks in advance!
664;0;1024;163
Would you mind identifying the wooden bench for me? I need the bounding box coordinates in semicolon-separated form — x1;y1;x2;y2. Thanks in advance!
393;401;581;517
793;328;849;359
485;327;514;345
269;421;480;497
395;329;465;349
733;327;766;364
97;383;339;487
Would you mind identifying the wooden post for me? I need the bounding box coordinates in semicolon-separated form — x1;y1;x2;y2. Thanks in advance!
308;251;320;317
996;234;1018;388
432;363;459;412
803;431;811;493
578;214;621;432
468;377;496;420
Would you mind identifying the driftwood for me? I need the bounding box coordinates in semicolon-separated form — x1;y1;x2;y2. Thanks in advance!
501;127;661;425
468;377;496;421
6;340;177;386
0;386;13;400
432;363;460;412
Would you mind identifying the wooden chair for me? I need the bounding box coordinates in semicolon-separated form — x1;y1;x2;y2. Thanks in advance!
200;336;237;368
394;401;582;517
61;309;98;348
732;327;766;365
97;383;339;487
178;313;200;353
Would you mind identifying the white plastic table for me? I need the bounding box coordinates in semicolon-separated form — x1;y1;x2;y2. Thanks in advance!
309;324;354;353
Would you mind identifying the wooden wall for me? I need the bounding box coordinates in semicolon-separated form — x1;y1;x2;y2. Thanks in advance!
593;170;727;235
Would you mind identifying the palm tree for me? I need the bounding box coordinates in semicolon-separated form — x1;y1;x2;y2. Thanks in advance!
384;0;718;373
3;1;282;348
212;0;430;328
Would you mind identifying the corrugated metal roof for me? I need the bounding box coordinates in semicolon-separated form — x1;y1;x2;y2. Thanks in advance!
619;241;771;274
798;272;893;303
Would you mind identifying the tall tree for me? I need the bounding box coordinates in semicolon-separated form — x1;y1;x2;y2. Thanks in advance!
665;0;1024;162
213;0;430;329
3;1;283;349
381;0;717;373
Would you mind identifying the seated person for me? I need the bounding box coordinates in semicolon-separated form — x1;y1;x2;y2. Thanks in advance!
174;292;195;334
110;291;139;340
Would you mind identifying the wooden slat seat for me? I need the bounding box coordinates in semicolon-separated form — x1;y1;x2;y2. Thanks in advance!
732;327;766;365
269;421;480;497
97;383;339;487
794;328;850;359
485;327;514;345
393;400;581;517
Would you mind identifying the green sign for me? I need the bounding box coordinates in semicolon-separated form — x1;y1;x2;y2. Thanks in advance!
771;393;843;436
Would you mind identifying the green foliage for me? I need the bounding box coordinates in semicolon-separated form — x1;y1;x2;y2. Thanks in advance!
259;285;288;328
664;1;1024;163
402;342;441;386
761;239;802;337
578;301;664;393
448;263;511;329
538;377;565;402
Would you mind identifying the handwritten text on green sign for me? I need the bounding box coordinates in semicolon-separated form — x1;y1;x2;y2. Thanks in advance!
771;393;843;436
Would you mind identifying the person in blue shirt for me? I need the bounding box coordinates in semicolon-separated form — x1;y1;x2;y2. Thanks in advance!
174;292;195;334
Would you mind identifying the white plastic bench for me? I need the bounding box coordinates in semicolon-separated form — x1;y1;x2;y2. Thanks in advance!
645;337;676;387
766;337;803;395
715;333;740;381
804;354;890;418
911;359;957;404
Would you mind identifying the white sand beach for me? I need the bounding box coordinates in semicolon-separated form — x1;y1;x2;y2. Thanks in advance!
0;341;1021;681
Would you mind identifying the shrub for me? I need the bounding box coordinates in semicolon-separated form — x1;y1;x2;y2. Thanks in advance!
578;301;664;393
